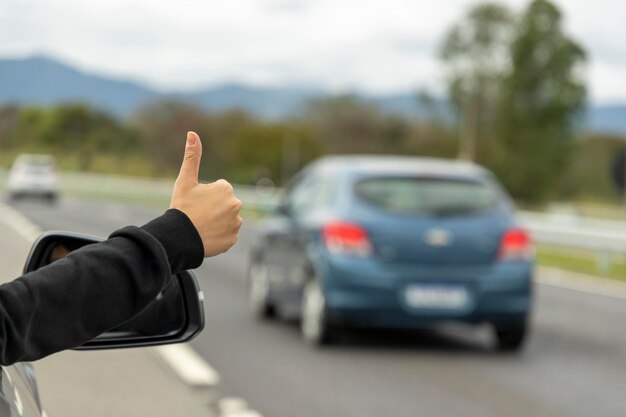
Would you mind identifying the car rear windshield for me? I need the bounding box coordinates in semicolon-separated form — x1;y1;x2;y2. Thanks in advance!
15;155;56;167
354;177;498;216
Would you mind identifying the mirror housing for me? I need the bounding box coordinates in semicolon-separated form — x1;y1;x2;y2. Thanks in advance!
275;201;291;217
23;231;205;350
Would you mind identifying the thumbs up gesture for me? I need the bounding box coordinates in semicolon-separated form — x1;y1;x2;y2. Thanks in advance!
170;131;243;257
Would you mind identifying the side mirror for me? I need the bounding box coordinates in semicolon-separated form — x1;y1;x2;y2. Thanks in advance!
276;201;291;217
23;231;205;350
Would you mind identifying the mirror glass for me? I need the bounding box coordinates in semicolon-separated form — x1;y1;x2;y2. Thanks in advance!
39;238;186;343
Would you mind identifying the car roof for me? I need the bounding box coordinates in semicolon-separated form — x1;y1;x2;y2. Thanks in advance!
310;155;490;179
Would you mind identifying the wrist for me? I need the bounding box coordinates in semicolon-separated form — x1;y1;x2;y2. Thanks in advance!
141;209;204;272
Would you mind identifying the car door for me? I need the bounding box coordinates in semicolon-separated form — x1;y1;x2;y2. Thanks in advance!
0;365;43;417
260;170;332;307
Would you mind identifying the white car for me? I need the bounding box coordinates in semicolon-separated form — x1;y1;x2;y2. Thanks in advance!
7;154;60;202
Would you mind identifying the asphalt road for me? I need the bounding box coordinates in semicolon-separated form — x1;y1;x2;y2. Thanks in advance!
9;198;626;417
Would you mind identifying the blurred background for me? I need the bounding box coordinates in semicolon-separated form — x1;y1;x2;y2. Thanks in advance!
0;0;623;204
1;1;626;417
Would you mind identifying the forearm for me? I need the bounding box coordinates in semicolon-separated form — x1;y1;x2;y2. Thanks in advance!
0;209;203;365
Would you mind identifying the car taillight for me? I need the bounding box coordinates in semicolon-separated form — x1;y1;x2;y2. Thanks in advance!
322;221;372;257
498;228;533;261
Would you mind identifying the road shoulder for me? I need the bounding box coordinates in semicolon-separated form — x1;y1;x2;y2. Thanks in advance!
537;266;626;300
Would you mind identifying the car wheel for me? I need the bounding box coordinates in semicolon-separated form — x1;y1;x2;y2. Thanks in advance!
494;323;527;352
45;193;58;204
248;261;275;319
301;280;335;346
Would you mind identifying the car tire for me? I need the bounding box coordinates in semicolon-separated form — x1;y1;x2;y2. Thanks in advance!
494;323;527;352
301;279;335;346
46;193;58;204
248;261;276;319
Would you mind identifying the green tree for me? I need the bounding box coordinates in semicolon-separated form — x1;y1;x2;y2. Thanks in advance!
202;110;256;180
440;3;513;160
43;105;140;169
494;0;586;203
558;134;626;202
231;122;320;185
133;101;214;177
303;95;411;154
0;105;20;151
8;107;47;151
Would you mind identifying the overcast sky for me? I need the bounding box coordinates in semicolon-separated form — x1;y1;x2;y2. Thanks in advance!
1;0;626;104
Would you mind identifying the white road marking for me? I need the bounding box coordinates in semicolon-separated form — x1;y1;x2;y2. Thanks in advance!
218;397;248;413
536;267;626;301
0;203;42;242
218;397;264;417
221;410;264;417
153;344;221;387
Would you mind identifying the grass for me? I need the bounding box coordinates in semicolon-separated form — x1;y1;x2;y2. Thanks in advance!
536;245;626;283
57;187;269;220
520;198;626;221
0;151;166;178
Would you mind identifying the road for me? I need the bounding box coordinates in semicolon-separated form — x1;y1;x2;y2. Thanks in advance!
8;198;626;417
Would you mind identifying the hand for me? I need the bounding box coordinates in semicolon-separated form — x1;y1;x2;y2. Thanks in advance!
170;131;243;257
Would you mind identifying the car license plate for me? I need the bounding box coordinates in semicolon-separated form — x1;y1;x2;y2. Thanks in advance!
404;284;469;309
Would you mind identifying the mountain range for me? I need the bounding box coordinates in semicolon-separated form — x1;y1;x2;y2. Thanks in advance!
1;55;625;135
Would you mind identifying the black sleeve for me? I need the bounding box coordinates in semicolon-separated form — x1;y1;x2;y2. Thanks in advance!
0;209;204;366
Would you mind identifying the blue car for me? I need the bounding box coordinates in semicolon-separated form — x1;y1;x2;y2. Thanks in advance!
248;156;533;351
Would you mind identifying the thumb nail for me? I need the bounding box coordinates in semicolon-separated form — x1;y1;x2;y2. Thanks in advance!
186;132;196;147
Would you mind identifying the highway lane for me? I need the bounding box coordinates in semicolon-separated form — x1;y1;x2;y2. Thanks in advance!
10;198;626;417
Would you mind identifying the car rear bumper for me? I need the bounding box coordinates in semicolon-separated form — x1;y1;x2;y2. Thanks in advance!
319;256;532;328
8;183;58;196
9;180;58;191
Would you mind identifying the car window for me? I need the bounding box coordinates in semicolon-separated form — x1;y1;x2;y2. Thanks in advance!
287;174;324;215
14;155;56;167
285;170;338;215
354;176;497;216
312;175;337;209
11;155;57;174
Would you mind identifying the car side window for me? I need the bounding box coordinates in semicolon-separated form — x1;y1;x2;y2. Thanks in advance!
312;176;336;209
285;171;338;216
287;174;323;216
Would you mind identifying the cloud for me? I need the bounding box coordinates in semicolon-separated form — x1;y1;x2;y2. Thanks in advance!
0;0;625;102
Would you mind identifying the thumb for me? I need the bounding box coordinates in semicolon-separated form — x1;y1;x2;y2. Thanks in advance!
177;131;203;186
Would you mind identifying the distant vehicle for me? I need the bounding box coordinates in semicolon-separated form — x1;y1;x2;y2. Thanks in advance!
248;156;534;351
7;154;59;202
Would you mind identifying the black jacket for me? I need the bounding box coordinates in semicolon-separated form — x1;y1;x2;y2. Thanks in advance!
0;209;204;365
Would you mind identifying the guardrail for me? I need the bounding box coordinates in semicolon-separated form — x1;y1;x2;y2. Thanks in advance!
2;170;626;271
517;211;626;274
58;171;282;210
518;212;626;252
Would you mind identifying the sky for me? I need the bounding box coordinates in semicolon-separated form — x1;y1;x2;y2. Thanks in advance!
1;0;626;104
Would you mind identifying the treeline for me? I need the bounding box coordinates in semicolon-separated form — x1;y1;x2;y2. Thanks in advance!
0;99;623;204
0;98;455;182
